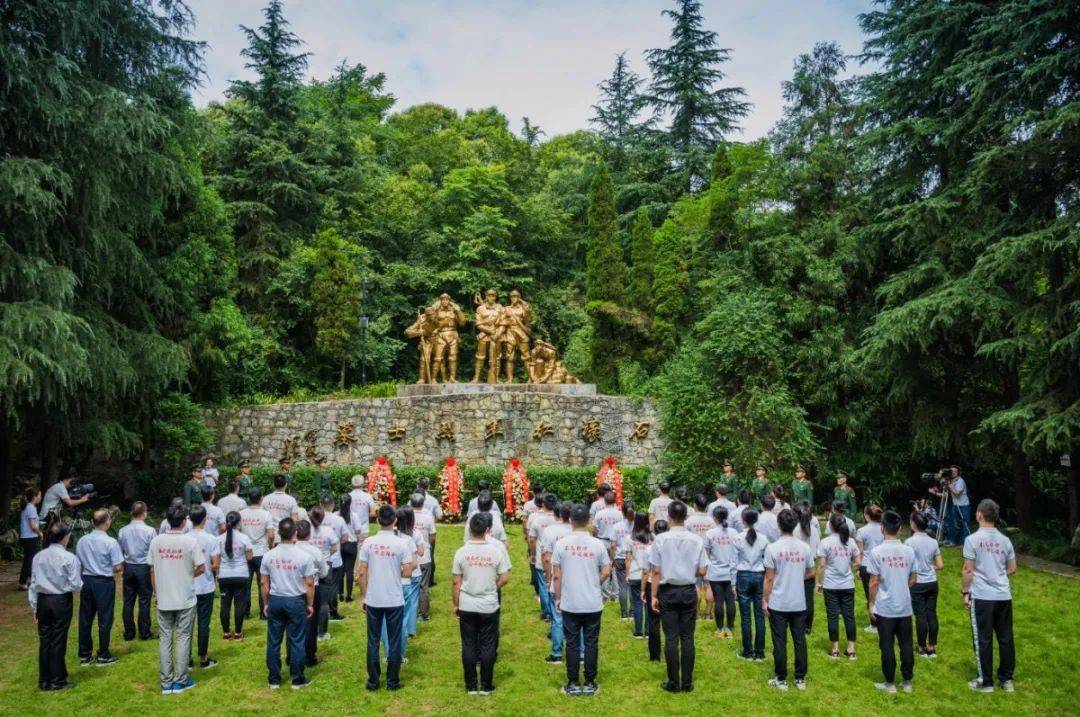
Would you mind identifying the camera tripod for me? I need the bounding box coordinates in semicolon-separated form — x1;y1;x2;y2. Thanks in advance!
934;487;950;543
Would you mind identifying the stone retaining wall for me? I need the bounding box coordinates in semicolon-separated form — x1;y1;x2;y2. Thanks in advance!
204;392;664;468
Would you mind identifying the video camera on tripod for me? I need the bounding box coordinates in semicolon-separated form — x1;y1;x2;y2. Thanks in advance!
68;482;97;500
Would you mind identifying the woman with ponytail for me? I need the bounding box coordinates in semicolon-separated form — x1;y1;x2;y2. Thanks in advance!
857;505;885;632
19;488;43;590
30;520;81;690
332;494;360;604
213;511;253;640
733;508;768;661
792;501;820;634
816;512;861;659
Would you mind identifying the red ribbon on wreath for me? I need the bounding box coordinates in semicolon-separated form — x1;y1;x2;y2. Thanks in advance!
597;456;624;508
367;456;397;507
503;457;529;520
438;456;463;520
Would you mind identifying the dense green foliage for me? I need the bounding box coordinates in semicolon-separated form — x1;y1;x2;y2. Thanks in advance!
1;0;1077;540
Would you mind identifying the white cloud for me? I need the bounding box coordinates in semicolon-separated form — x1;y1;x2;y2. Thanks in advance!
186;0;874;140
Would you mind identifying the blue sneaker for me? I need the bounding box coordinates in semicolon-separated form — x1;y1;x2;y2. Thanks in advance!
161;683;173;695
172;679;196;693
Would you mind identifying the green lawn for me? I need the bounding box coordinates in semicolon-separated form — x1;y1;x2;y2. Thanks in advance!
1;531;1077;716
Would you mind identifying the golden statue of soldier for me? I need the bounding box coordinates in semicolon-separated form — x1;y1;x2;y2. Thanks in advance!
430;293;465;383
472;289;504;383
404;307;437;383
499;289;533;382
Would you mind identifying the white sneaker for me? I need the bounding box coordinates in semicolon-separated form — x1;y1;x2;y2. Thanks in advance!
901;681;913;693
768;678;788;692
1000;680;1015;693
969;679;994;693
864;625;878;634
794;679;806;691
875;682;897;694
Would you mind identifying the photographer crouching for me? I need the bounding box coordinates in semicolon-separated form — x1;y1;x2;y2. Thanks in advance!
927;466;970;547
40;471;93;521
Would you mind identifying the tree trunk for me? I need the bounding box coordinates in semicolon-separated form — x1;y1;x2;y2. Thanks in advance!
40;427;58;491
339;354;347;391
1010;448;1034;533
0;425;13;523
1068;447;1079;537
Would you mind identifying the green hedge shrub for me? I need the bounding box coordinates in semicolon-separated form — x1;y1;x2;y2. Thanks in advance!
181;464;657;520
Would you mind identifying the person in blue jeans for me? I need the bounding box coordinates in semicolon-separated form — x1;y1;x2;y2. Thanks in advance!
259;518;317;690
625;511;652;639
361;505;416;691
733;508;768;660
382;507;423;658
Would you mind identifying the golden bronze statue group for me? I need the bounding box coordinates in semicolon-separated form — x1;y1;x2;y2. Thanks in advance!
405;289;579;384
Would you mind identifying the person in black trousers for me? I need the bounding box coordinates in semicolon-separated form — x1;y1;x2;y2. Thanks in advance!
29;520;82;691
453;513;511;694
74;508;124;665
650;500;708;693
117;501;157;641
18;488;43;590
337;494;359;602
963;499;1017;693
643;520;668;661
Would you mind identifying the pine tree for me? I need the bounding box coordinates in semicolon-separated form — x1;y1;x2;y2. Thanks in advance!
207;0;325;309
0;0;205;506
585;163;627;390
651;217;690;358
590;52;650;171
646;0;750;190
311;229;363;389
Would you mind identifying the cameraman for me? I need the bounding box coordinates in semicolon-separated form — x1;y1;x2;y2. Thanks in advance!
928;466;970;547
40;472;91;519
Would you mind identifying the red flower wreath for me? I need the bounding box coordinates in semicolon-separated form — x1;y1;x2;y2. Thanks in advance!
438;456;463;520
597;456;624;508
367;456;397;507
503;457;529;520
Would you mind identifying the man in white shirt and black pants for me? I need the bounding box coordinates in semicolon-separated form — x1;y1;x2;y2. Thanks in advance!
453;512;512;695
867;510;917;693
763;509;815;691
551;504;611;697
118;502;157;641
75;508;124;666
963;499;1016;693
649;500;707;693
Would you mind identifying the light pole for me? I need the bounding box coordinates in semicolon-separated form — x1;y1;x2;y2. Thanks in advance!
359;276;368;387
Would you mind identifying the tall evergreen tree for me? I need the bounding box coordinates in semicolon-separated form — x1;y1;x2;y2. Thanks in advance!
0;0;205;506
590;52;650;172
627;208;655;309
585;163;627;390
646;0;750;190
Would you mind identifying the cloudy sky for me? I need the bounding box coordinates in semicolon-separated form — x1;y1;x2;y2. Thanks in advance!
185;0;875;140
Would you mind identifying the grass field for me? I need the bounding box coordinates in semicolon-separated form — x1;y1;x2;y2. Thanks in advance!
0;530;1077;716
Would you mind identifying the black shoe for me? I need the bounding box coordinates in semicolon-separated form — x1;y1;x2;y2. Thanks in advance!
660;681;680;693
345;596;354;603
328;613;345;621
365;682;379;691
682;684;694;693
291;677;312;691
199;658;218;670
48;680;76;691
306;658;319;667
386;683;402;692
544;654;563;664
95;655;118;667
581;682;598;697
562;683;581;696
123;634;135;642
140;633;158;640
79;656;93;666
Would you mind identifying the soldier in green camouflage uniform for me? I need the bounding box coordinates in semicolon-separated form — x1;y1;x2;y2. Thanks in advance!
237;460;254;500
750;465;771;509
833;471;858;517
790;465;814;506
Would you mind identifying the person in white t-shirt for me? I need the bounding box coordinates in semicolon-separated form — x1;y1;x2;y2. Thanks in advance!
416;478;442;587
259;518;317;690
307;507;338;643
528;493;558;622
453;512;512;695
650;500;707;693
348;474;377;541
200;457;219;491
906;510;943;658
540;502;574;662
733;508;769;661
962;499;1016;693
466;480;503;518
757;495;781;542
359;505;416;691
612;503;635;621
704;505;738;638
589;483;610;518
551;504;611;697
648;483;674;528
149;504;205;694
217;480;246;516
262;474;299;524
591;489;623;603
866;510;917;694
857;505;885;633
791;502;820;635
684;494;715;621
199;486;226;536
188;505;220;671
295;516;331;666
763;509;815;691
213;511;253;640
706;484;737;528
816;513;861;660
410;493;438;621
238;489;275;619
